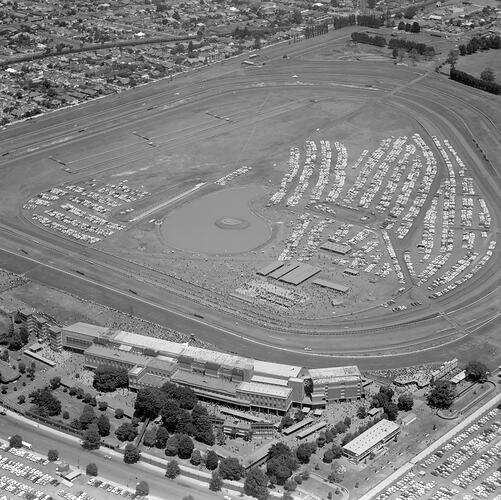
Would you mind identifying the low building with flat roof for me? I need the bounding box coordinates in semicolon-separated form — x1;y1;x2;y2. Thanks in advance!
343;420;400;463
321;241;351;255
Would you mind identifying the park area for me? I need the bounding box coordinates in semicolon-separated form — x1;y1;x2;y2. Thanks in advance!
455;50;501;80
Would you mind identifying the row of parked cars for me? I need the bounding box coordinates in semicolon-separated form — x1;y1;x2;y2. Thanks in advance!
87;478;136;498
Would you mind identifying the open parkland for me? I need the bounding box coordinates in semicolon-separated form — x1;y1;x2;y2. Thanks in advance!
0;21;500;500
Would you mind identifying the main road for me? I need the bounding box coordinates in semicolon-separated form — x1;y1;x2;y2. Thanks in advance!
0;29;499;369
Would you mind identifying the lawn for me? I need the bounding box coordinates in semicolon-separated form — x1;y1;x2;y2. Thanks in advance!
455;50;501;79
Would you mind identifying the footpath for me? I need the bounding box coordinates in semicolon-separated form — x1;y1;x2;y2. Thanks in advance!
358;391;501;500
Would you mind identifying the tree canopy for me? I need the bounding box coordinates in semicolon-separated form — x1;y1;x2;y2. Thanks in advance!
465;361;489;382
29;387;61;417
427;380;455;409
397;393;414;411
219;457;244;480
123;443;140;464
244;467;269;500
93;365;129;392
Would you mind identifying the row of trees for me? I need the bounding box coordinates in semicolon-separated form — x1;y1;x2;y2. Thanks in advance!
397;21;421;33
351;32;386;47
0;326;30;351
388;38;435;57
450;68;501;95
458;34;501;56
303;23;329;40
332;15;356;30
357;14;384;28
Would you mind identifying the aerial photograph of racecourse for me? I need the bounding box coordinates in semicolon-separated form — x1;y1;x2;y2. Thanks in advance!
0;0;500;499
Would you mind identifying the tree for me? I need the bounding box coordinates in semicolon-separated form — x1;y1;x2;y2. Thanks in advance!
96;414;110;437
335;421;347;434
190;449;202;466
245;467;269;500
143;427;157;447
161;400;181;433
177;434;194;459
136;481;149;496
98;401;108;411
465;361;489;381
397;393;414;411
9;435;23;448
284;479;297;491
446;50;459;70
17;395;26;404
165;435;180;456
316;433;326;448
123;443;140;464
330;443;343;459
49;376;61;390
47;449;59;461
209;471;223;491
176;409;194;435
193;414;215;445
205;449;219;470
357;406;367;419
62;410;69;419
86;463;98;476
219;457;244;480
79;404;96;428
280;414;294;430
269;443;293;459
18;361;26;374
343;416;351;428
328;461;343;483
480;67;495;83
93;366;129;392
29;387;61;416
165;459;180;479
115;422;138;442
291;10;302;25
324;428;334;443
379;386;394;401
296;442;316;464
427;380;456;409
155;426;169;448
9;332;24;351
19;327;29;344
323;448;335;463
409;48;420;65
382;401;399;421
82;424;101;450
115;408;124;419
134;388;164;419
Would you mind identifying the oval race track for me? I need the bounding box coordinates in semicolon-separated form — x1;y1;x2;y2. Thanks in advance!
0;30;499;370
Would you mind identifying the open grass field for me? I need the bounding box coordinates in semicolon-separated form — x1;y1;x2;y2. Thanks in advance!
455;50;501;79
0;28;500;368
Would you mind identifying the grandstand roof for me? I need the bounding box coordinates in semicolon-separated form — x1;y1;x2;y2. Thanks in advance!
237;382;292;398
308;365;361;379
253;360;303;379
